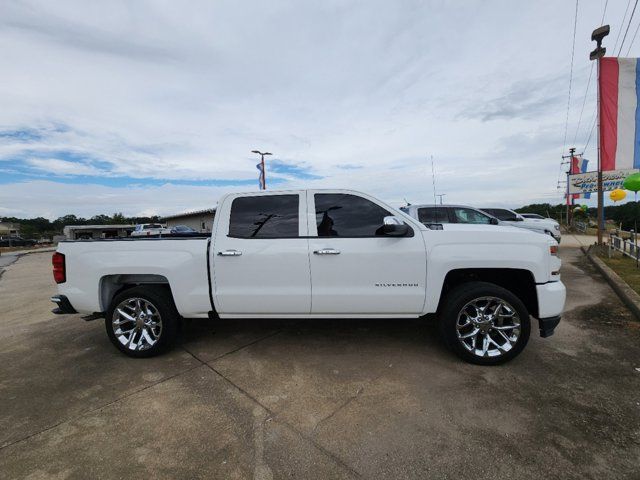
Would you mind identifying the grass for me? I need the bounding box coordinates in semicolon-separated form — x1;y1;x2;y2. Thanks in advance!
598;250;640;296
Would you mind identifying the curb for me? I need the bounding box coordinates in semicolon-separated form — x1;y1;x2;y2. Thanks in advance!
584;247;640;321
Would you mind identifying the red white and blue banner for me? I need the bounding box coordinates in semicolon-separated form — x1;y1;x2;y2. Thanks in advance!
599;57;640;171
569;156;590;201
256;162;266;190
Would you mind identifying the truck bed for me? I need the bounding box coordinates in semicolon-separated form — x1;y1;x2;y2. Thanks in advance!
56;237;213;318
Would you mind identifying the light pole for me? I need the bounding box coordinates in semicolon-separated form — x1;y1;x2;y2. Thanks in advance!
436;194;446;205
590;24;609;245
252;150;272;190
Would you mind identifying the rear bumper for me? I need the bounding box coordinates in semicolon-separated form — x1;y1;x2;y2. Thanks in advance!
51;295;77;314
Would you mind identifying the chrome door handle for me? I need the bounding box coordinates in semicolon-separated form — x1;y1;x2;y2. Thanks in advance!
218;250;242;256
313;248;340;255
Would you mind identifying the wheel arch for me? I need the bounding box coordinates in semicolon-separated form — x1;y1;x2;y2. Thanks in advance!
99;274;173;312
437;268;539;318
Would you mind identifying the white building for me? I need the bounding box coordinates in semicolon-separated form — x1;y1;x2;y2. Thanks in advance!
63;224;135;240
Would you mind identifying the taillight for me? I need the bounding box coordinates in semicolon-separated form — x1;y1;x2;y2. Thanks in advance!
52;252;66;284
550;245;558;256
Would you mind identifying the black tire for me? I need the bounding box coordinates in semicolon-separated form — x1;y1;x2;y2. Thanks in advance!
105;285;179;358
439;281;531;365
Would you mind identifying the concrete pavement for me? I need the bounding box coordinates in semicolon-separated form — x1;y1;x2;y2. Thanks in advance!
0;249;639;479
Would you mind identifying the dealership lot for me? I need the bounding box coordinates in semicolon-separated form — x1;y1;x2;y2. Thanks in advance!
0;245;639;479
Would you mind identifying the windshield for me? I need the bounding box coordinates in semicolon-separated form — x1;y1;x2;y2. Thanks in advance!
482;209;516;221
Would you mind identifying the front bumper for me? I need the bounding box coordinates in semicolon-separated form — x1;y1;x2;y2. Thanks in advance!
538;315;561;338
536;281;565;337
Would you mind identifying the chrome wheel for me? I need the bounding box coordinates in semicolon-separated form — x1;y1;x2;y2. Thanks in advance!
456;296;521;358
111;297;162;352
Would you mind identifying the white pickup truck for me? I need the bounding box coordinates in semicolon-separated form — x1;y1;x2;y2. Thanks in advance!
51;189;565;365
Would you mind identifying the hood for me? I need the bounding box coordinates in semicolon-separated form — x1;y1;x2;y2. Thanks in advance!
439;223;548;239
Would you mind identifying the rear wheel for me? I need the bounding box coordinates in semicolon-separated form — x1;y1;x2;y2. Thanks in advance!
105;286;178;358
439;281;530;365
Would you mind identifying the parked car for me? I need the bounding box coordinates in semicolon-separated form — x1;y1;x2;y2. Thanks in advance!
400;204;499;228
520;213;547;220
169;225;199;235
0;236;37;247
480;208;561;243
130;223;172;237
51;189;565;365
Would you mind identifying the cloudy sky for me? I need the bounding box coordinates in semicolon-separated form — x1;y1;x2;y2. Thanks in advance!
0;0;635;219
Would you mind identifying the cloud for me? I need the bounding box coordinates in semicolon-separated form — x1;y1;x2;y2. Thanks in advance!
0;0;632;217
25;158;105;176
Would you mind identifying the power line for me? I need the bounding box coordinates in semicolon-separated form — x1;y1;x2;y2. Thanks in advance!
625;17;640;54
583;114;597;153
618;0;639;55
574;0;610;146
612;0;633;53
557;0;580;198
561;0;580;158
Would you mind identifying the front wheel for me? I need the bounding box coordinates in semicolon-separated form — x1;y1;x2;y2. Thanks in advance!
105;286;179;358
439;281;531;365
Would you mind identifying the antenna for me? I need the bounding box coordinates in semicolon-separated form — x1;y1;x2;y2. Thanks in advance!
431;155;437;206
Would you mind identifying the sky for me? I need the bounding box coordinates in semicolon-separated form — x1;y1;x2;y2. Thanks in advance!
0;0;636;219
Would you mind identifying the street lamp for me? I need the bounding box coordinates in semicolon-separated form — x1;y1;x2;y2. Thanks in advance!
252;150;272;190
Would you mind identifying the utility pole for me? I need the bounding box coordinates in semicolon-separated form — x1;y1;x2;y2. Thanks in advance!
562;147;579;226
251;150;272;190
436;194;446;205
590;25;610;245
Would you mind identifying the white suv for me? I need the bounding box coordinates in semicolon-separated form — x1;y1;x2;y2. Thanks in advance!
480;208;561;243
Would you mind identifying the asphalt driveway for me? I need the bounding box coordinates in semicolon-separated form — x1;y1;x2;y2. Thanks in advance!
0;248;638;479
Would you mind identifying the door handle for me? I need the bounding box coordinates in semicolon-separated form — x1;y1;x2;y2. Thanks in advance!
218;250;242;256
313;248;340;255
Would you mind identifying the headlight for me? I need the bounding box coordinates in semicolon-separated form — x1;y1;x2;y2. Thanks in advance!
554;225;560;230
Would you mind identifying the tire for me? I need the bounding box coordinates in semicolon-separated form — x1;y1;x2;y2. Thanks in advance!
105;285;179;358
439;281;531;365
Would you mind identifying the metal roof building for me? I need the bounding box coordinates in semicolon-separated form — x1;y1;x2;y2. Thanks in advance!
162;208;216;233
63;224;135;240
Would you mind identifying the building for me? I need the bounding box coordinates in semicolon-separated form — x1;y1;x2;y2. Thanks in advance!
163;208;216;233
0;221;20;237
63;224;135;240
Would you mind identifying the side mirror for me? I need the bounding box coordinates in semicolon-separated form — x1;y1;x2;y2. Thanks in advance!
490;217;499;225
515;216;524;222
382;216;409;236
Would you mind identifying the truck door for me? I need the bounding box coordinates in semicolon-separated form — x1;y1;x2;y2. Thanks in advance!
211;192;311;315
308;191;427;314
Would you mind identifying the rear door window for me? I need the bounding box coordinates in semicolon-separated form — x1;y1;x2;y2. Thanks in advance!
417;207;450;224
229;195;299;238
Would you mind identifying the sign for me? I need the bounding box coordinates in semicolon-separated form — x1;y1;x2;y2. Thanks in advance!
568;168;638;194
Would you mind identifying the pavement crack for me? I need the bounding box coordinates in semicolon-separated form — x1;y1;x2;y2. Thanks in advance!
312;386;364;434
209;329;283;362
0;363;203;451
182;346;361;479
